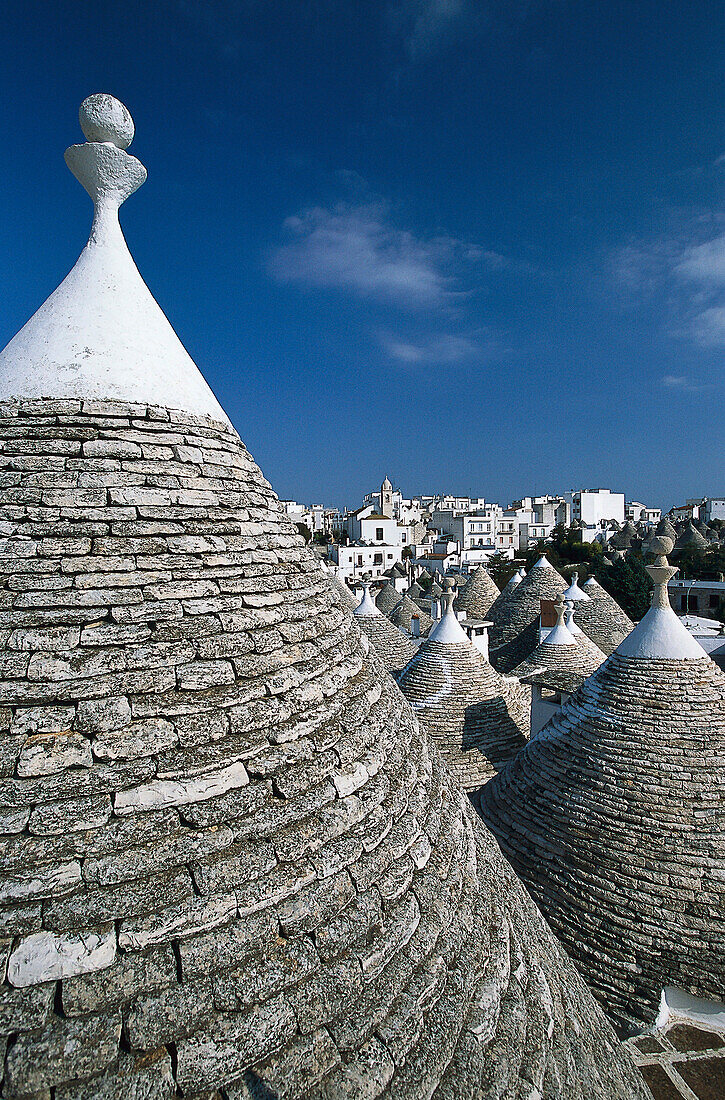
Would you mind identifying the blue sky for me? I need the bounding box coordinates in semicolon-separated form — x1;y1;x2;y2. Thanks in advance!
0;0;723;510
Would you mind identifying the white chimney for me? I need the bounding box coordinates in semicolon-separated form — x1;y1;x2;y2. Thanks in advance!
411;614;421;638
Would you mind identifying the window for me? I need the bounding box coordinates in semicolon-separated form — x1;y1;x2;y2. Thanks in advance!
387;554;393;559
357;555;363;567
376;527;384;540
711;595;719;609
374;553;383;565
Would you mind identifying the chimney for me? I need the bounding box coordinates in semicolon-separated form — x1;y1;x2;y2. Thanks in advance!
470;625;490;659
411;614;421;638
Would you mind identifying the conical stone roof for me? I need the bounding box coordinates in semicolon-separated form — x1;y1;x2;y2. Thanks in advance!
388;594;433;636
657;517;678;541
353;581;418;674
397;581;530;790
511;598;604;680
332;574;358;611
578;578;634;654
454;567;500;620
478;538;725;1030
674;521;708;552
0;96;647;1100
608;520;639;551
487;557;568;672
375;580;403;615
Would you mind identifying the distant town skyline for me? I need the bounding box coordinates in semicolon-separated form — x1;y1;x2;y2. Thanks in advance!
0;1;723;508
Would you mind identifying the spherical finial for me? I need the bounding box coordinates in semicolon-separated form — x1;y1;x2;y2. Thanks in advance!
79;94;134;149
650;536;673;558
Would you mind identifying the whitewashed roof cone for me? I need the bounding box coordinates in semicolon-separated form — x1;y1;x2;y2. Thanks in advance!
563;572;591;602
428;576;470;644
617;537;706;660
544;596;576;646
504;569;525;593
353;580;418;673
479;534;725;1030
398;578;530;790
0;98;648;1100
353;578;381;618
0;94;229;423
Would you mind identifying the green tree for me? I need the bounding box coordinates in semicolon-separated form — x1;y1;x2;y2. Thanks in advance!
674;547;725;582
487;552;521;590
596;557;652;621
522;527;603;577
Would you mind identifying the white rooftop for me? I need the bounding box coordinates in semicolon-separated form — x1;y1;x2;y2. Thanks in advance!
428;581;470;644
0;94;229;424
563;572;591;602
544;599;576;647
353;582;381;618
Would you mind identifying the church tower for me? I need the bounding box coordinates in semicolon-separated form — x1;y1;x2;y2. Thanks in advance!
380;475;394;517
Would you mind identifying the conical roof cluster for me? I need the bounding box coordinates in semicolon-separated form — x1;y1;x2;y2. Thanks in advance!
608;520;639;550
674;521;708;552
578;577;634;654
388;593;433;635
0;95;648;1100
353;581;418;674
487;556;567;672
479;537;725;1030
454;566;500;620
511;596;605;680
375;580;403;615
397;580;530;789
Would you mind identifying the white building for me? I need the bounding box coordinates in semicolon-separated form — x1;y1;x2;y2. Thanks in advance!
328;542;406;583
704;498;725;522
670;501;700;523
626;501;662;525
279;500;313;532
565;488;625;527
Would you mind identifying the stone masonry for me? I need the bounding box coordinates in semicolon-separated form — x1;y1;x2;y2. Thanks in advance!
0;399;650;1099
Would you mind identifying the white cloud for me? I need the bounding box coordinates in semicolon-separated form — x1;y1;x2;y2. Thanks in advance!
676;234;725;286
613;220;725;351
690;305;725;347
268;201;475;308
379;332;481;364
660;374;710;393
